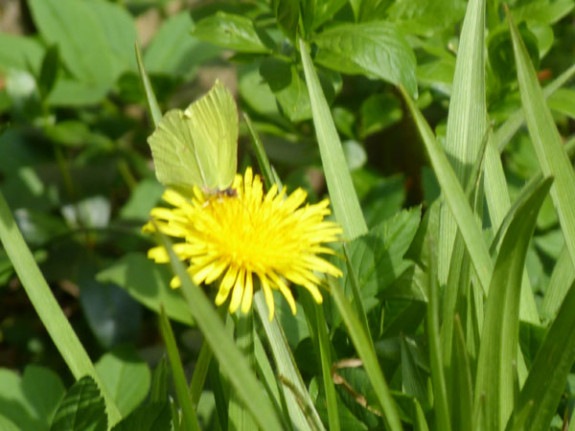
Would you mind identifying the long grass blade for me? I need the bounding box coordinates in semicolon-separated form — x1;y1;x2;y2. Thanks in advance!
438;0;487;283
509;280;575;431
158;308;201;431
136;43;162;128
508;8;575;269
254;293;322;431
0;191;122;425
299;37;367;240
330;279;403;431
474;177;552;431
400;86;492;294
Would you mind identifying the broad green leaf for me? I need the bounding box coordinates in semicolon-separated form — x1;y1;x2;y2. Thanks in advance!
299;38;367;240
96;253;193;326
50;376;107;431
111;402;171;431
474;177;552;431
156;231;284;431
260;58;314;122
119;178;164;222
95;345;151;417
313;21;417;97
79;278;142;349
273;0;300;41
509;10;575;271
0;34;44;73
28;0;116;85
191;11;271;53
147;80;238;194
0;366;65;431
343;207;421;311
47;79;110;107
513;0;574;25
87;0;138;76
144;12;220;77
547;88;575;119
509;281;575;431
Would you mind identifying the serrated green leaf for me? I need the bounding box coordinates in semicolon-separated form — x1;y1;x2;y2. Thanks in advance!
192;12;271;53
313;21;417;97
343;207;421;311
50;376;107;431
147;80;238;194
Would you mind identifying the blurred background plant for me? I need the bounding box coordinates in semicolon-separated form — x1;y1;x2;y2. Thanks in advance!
0;0;574;430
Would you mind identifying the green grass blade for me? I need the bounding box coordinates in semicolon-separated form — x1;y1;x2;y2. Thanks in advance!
254;293;322;431
451;315;474;431
426;235;451;431
189;342;212;405
484;132;539;324
400;86;492;294
474;177;553;431
494;63;575;152
301;293;340;431
158;308;201;431
244;113;276;191
299;37;367;240
510;280;575;431
135;43;162;128
155;230;284;431
0;191;122;425
540;246;575;320
330;279;403;431
438;0;487;283
228;313;258;431
508;9;575;269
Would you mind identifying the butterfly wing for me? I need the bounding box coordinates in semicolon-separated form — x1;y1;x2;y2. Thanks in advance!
147;80;238;195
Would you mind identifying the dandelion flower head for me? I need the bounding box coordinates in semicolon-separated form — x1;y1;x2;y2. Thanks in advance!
144;168;343;319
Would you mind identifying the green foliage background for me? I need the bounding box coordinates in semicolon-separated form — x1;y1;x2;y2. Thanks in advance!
1;0;575;430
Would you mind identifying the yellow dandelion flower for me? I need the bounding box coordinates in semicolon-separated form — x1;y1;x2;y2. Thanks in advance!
144;167;343;320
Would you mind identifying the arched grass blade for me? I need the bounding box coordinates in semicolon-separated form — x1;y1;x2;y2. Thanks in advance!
135;43;162;128
508;8;575;269
474;177;552;431
400;86;492;294
299;37;367;240
330;279;403;431
0;190;122;425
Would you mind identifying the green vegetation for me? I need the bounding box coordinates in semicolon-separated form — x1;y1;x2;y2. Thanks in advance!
1;0;574;430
